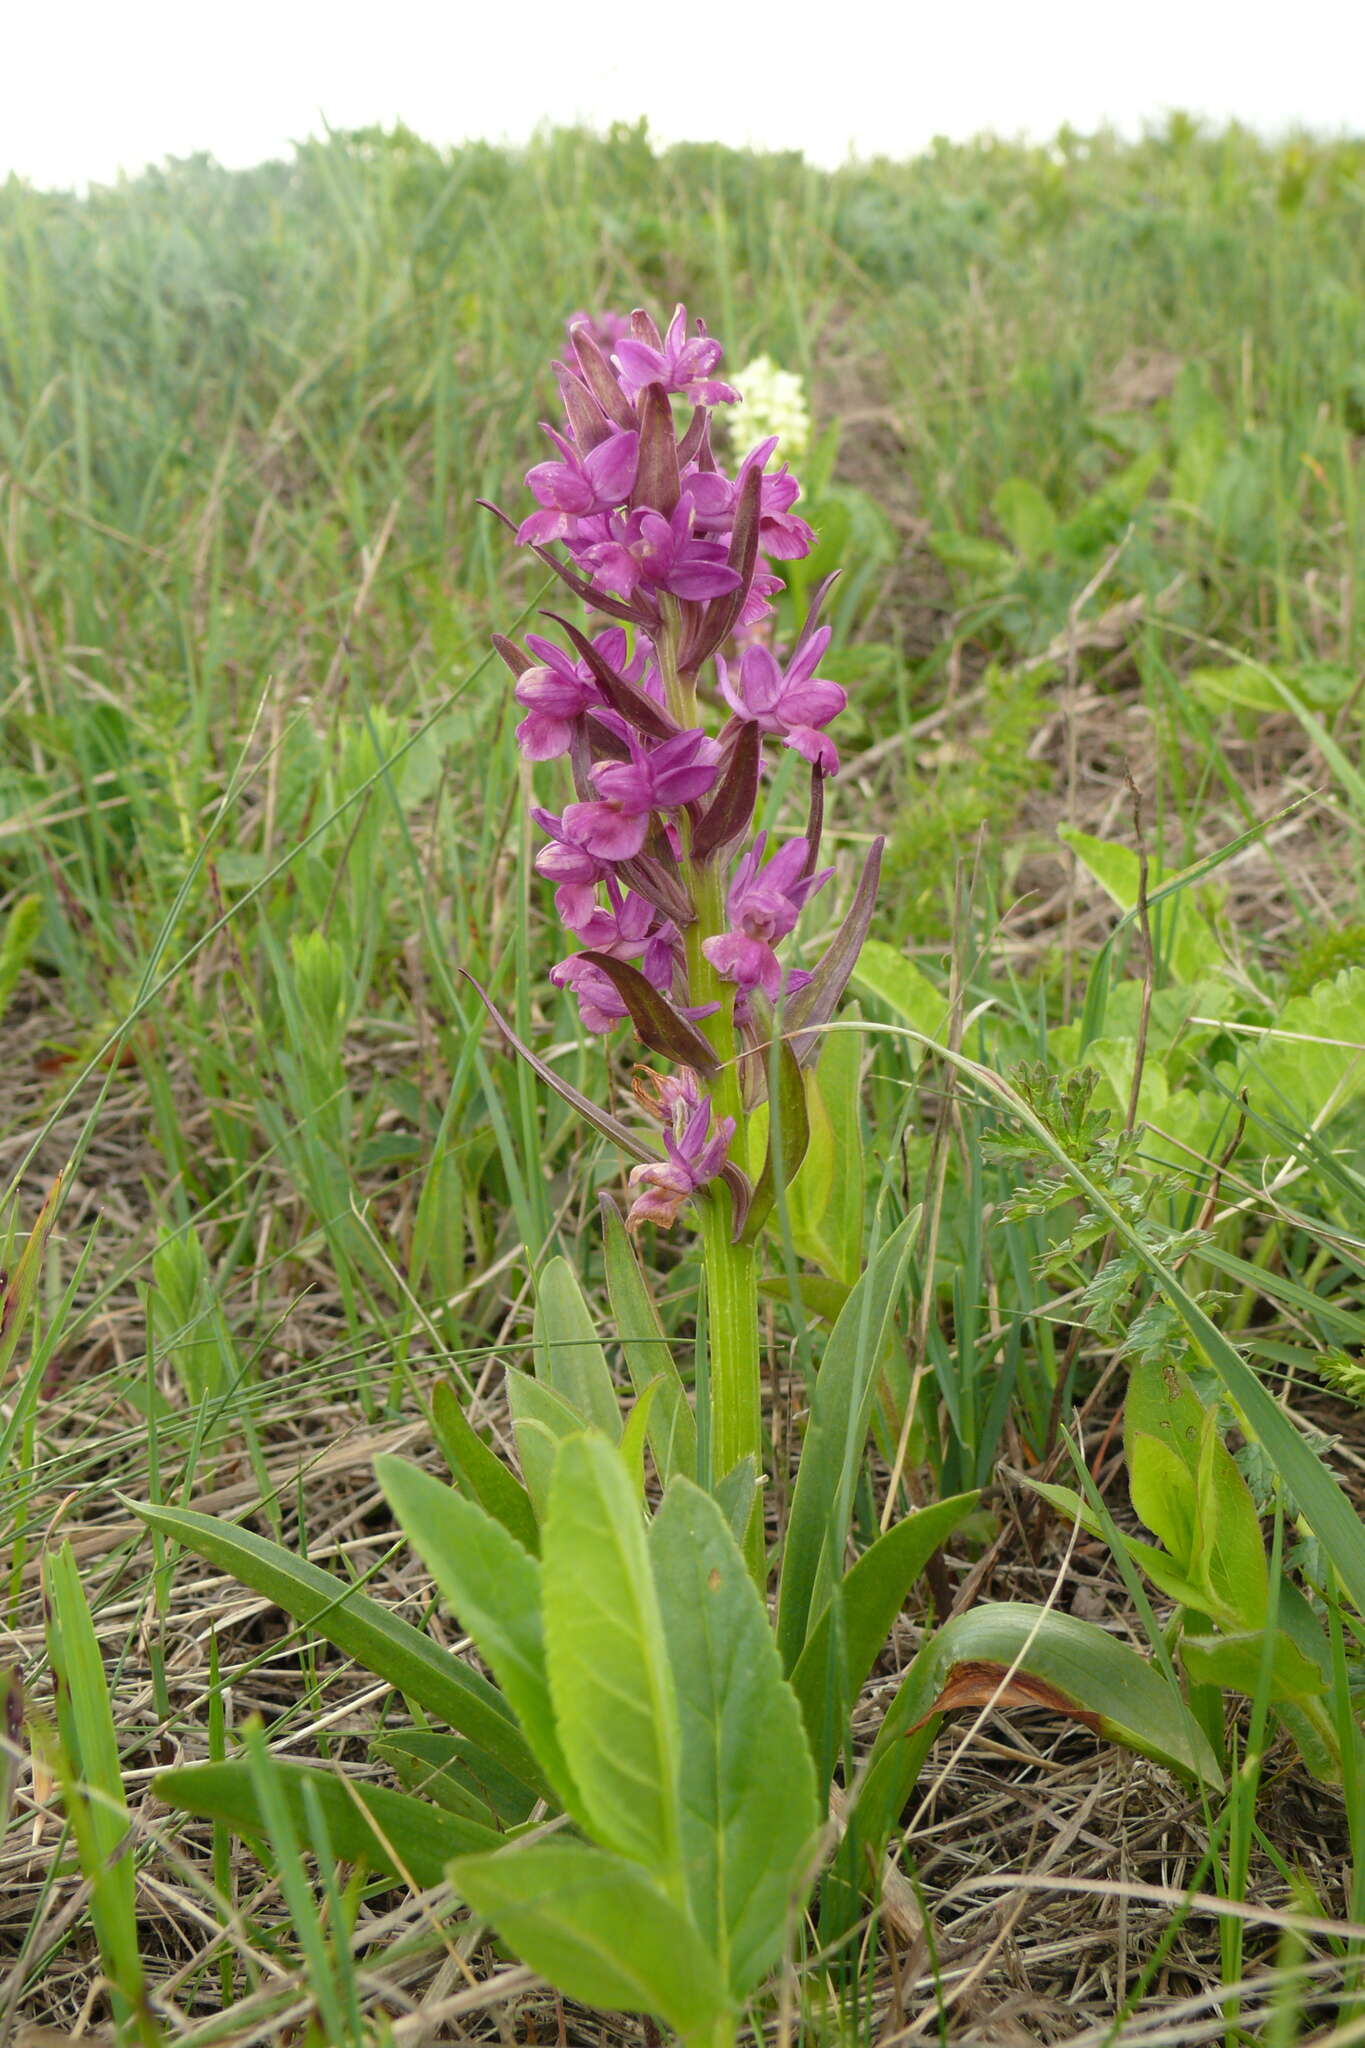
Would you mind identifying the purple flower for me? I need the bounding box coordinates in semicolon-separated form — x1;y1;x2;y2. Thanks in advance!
550;955;631;1035
577;500;742;607
512;628;647;760
531;806;615;924
735;438;818;560
517;426;639;547
718;626;847;774
560;726;720;864
567;884;681;990
702;834;832;1000
592;727;723;812
626;1087;736;1230
613;305;740;408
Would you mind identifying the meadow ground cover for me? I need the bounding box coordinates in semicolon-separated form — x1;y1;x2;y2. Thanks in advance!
2;116;1365;2043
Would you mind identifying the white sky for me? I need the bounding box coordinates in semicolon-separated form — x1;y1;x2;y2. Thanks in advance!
6;0;1363;190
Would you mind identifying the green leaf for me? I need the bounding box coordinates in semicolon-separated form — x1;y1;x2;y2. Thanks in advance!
1126;1359;1268;1629
1;1173;63;1378
850;942;946;1063
740;1038;810;1243
430;1378;539;1554
866;1601;1222;1790
506;1367;586;1519
619;1378;663;1496
650;1478;820;1997
790;1492;979;1791
712;1458;758;1553
131;1502;544;1795
786;1022;866;1286
1179;1629;1328;1708
542;1434;682;1873
776;1212;919;1673
371;1731;539;1828
601;1195;697;1483
449;1840;727;2039
991;477;1058;563
157;1759;501;1884
374;1456;578;1815
44;1544;145;2025
533;1256;622;1438
1058;825;1224;983
1128;1431;1198;1571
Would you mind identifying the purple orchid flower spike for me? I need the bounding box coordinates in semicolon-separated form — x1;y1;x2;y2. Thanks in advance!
718;625;848;774
626;1081;738;1231
613;305;741;408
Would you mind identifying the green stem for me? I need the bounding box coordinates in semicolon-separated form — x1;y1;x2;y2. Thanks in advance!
656;605;764;1570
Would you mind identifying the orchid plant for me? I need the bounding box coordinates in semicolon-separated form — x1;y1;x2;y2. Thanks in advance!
137;307;1229;2048
477;303;880;1530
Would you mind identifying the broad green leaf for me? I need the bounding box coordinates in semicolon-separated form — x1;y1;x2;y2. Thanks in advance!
372;1731;539;1828
1128;1432;1198;1572
1191;1403;1269;1627
650;1478;820;1997
132;1502;543;1794
1179;1629;1328;1708
790;1492;980;1791
928;530;1017;585
430;1378;539;1554
1187;662;1285;716
787;1022;866;1286
864;1601;1222;1789
1242;966;1365;1133
449;1841;727;2039
1126;1359;1268;1629
542;1434;682;1874
777;1212;919;1673
850;941;946;1065
375;1455;578;1815
506;1367;585;1518
991;476;1058;563
157;1759;501;1884
1059;826;1223;983
533;1256;622;1439
601;1196;696;1482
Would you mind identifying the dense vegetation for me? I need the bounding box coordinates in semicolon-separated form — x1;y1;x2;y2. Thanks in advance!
2;116;1365;2044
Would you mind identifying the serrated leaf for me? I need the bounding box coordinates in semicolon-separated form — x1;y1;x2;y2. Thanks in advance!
542;1434;682;1873
449;1840;727;2038
157;1759;501;1884
131;1502;544;1794
650;1478;820;1996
